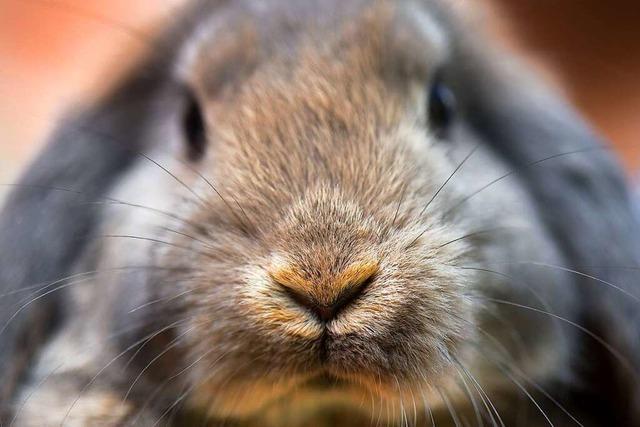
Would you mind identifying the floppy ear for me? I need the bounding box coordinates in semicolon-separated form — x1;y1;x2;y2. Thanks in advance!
0;40;183;412
454;40;640;422
0;2;223;414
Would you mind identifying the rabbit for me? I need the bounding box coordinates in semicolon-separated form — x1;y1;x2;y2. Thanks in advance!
1;0;640;425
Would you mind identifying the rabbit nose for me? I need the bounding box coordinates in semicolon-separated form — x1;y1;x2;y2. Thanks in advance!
283;281;365;323
270;261;379;322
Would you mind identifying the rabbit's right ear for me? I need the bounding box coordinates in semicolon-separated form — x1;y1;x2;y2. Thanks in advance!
0;26;187;414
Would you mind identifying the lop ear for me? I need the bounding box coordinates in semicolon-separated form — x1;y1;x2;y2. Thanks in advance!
0;42;182;411
460;52;639;260
0;2;220;413
455;41;640;421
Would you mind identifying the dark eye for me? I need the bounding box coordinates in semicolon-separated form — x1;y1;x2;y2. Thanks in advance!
182;92;207;161
427;78;456;138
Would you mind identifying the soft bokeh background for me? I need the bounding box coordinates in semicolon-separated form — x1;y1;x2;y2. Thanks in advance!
0;0;638;196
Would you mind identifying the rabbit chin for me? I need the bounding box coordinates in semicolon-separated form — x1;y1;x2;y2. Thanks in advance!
186;370;459;422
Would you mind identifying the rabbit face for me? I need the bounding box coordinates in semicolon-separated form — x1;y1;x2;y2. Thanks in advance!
92;0;571;419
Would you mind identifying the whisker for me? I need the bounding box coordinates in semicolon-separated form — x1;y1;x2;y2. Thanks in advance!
5;86;212;214
121;320;192;374
420;390;436;427
9;265;191;301
452;312;584;426
408;387;418;427
512;261;640;304
8;362;64;427
366;383;376;426
160;227;215;250
1;275;96;336
121;325;197;404
138;151;257;238
127;288;196;314
202;355;265;422
375;374;386;427
60;317;193;425
150;355;243;427
453;365;484;427
136;152;210;210
170;155;256;237
406;145;481;249
494;363;554;426
9;267;189;313
570;265;640;271
393;375;407;427
437;226;521;249
456;266;569;344
127;271;245;315
0;269;101;300
91;199;203;231
452;357;504;427
129;347;217;424
510;369;584;427
471;332;566;426
441;147;605;220
437;387;462;427
9;315;166;426
101;234;210;257
393;185;408;228
482;309;529;363
486;346;585;427
1;183;201;231
5;133;216;232
419;144;480;218
479;297;640;380
0;265;189;339
231;195;257;236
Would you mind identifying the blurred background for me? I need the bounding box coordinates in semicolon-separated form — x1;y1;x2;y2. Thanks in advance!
0;0;638;193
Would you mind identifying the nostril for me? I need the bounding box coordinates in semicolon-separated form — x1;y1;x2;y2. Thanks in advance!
281;280;372;322
270;261;378;323
281;287;335;322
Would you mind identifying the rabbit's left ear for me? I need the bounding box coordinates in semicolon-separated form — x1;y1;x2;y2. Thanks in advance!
453;40;640;421
0;2;218;412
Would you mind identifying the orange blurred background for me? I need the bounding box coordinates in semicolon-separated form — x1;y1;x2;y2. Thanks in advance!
0;0;638;190
490;0;640;172
0;0;182;185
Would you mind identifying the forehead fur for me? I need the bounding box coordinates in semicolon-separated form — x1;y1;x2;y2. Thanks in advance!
180;0;448;99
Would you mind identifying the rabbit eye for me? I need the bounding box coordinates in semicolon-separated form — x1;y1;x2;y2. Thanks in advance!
427;78;456;138
182;93;207;161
